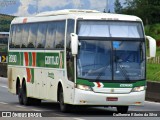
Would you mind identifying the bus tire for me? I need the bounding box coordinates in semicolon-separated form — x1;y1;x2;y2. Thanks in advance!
18;85;23;105
22;82;32;105
117;106;129;113
59;87;70;112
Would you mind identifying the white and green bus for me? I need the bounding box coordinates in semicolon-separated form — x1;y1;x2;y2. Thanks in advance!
8;9;156;113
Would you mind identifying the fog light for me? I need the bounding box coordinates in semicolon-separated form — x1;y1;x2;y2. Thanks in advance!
131;86;146;92
76;84;92;91
80;100;86;103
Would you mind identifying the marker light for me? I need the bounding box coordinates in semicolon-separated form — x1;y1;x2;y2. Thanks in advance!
131;86;146;92
76;84;92;91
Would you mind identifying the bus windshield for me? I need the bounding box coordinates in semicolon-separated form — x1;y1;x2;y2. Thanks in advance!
77;40;145;81
77;21;145;81
78;21;144;38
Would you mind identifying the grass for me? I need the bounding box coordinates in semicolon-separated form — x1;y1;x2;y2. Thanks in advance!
147;63;160;82
145;24;160;40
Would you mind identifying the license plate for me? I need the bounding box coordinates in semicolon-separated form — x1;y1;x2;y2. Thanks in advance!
106;97;118;101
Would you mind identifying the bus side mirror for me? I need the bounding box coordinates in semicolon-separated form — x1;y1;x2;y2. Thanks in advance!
145;36;156;59
70;33;79;56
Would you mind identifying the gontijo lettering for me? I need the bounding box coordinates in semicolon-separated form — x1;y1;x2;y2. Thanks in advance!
45;56;59;65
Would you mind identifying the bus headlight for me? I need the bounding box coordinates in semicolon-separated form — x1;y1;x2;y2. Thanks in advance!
76;84;92;91
131;86;146;92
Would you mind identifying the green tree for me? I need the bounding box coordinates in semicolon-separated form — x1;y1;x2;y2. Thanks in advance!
122;0;138;15
0;14;14;32
120;0;160;25
114;0;123;14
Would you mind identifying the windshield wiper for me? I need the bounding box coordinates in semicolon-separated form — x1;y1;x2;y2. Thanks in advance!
96;54;112;81
117;62;130;80
95;65;112;81
81;64;108;77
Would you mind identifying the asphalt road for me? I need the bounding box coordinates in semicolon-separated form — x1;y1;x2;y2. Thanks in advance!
0;77;160;120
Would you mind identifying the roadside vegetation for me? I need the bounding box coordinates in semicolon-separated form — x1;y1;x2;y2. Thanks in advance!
145;24;160;40
0;14;14;32
147;63;160;82
145;24;160;82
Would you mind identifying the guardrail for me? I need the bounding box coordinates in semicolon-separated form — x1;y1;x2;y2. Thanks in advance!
146;81;160;102
147;56;160;64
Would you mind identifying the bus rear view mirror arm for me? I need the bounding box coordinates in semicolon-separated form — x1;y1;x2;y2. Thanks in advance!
145;36;156;59
70;33;79;56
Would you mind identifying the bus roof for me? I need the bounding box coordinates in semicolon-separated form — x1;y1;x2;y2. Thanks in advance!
11;9;142;24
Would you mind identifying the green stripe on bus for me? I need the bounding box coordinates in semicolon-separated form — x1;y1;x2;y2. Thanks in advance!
8;52;64;69
133;80;146;87
31;68;34;84
76;79;146;88
20;52;23;66
36;52;45;67
76;79;95;87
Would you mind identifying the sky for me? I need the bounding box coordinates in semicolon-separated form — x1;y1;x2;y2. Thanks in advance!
0;0;125;16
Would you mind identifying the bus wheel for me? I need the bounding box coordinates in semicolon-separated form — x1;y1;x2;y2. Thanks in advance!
22;82;32;105
59;87;70;112
18;85;23;105
117;106;129;113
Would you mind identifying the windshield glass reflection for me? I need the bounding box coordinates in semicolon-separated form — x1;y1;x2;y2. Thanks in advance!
77;40;145;81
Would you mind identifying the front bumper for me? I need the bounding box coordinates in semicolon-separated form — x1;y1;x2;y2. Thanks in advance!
73;88;145;106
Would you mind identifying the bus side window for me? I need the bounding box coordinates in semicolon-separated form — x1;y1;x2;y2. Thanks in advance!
45;22;56;49
36;23;47;48
15;25;22;48
27;43;35;48
22;24;30;48
55;21;65;49
66;19;74;49
66;19;75;82
9;25;17;48
28;23;38;48
9;25;14;48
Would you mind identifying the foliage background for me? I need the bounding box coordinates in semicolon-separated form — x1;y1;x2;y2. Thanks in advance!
0;14;14;32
